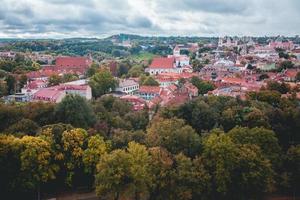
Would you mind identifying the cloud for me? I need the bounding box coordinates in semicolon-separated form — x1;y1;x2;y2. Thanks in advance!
0;0;299;38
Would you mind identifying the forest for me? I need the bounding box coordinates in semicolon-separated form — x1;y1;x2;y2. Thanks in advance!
0;87;299;199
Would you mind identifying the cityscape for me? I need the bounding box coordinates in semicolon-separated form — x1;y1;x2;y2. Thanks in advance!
0;0;299;200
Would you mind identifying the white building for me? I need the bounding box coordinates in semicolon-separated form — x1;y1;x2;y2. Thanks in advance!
116;79;139;95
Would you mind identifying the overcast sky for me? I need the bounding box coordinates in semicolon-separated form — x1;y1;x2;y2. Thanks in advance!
0;0;299;38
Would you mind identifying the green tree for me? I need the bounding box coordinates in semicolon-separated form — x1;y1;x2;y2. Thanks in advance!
95;149;131;200
190;76;215;95
54;94;95;129
228;126;281;165
142;76;159;86
127;142;152;200
5;118;40;136
284;145;300;197
86;62;99;77
202;131;274;199
5;74;16;94
128;65;144;77
146;117;201;157
172;154;211;200
89;69;117;98
48;74;62;86
148;147;173;200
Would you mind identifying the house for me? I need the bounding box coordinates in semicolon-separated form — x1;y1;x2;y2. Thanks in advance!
269;40;294;50
21;80;48;95
5;93;31;103
27;56;92;80
282;69;299;82
120;95;146;111
116;79;139;95
32;88;66;103
146;57;183;75
168;55;190;67
138;86;161;100
292;49;300;60
55;56;92;74
32;83;92;103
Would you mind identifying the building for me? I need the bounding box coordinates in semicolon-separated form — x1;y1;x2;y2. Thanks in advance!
55;56;92;74
269;40;294;50
120;95;146;111
146;57;183;75
115;79;139;95
32;83;92;103
138;86;161;100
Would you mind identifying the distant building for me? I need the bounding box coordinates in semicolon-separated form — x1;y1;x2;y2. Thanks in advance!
138;86;161;100
146;57;183;75
120;95;146;111
116;79;139;95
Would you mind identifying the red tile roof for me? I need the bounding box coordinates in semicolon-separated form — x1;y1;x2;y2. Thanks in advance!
56;56;92;68
139;86;161;94
149;57;175;69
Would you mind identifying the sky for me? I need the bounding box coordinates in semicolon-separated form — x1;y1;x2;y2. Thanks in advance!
0;0;299;38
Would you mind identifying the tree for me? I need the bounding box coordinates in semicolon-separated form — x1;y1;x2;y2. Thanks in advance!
146;117;202;157
128;65;144;77
86;62;99;77
18;74;28;91
285;145;300;197
0;80;7;97
89;69;118;98
83;135;110;175
54;94;96;129
191;59;204;72
266;80;290;94
19;136;58;198
171;154;211;200
190;76;215;95
142;76;159;86
228;126;281;165
5;74;16;94
61;128;88;186
62;73;78;83
5;118;40;136
127;142;152;200
202;131;274;199
95;149;131;200
177;98;219;133
279;60;294;71
148;147;173;200
48;74;62;86
111;130;145;149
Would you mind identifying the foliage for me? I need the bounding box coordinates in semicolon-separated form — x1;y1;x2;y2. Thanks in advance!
146;117;202;157
54;94;96;129
89;69;118;98
190;76;215;95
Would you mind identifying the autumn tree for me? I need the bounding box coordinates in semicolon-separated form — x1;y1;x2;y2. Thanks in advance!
95;149;131;200
61;128;88;186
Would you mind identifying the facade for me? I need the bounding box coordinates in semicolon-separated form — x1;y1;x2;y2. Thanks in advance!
146;57;183;75
120;95;146;111
138;86;161;100
115;79;139;95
